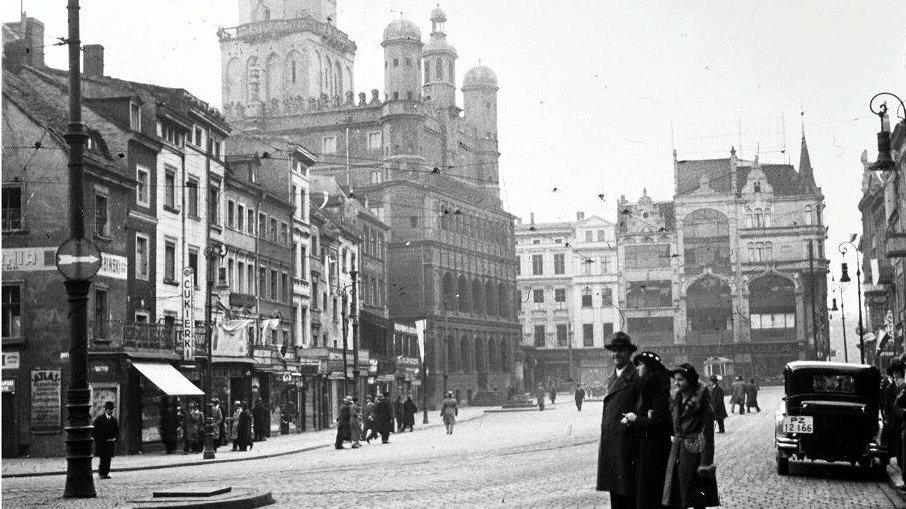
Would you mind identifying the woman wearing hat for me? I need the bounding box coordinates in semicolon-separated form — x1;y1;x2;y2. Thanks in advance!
621;351;671;509
440;391;458;435
663;364;719;509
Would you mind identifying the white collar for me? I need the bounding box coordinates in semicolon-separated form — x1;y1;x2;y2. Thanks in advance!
616;365;627;377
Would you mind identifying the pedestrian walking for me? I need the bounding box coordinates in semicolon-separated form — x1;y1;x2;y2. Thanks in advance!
159;396;179;454
441;391;458;434
596;332;641;508
575;385;586;412
621;351;671;509
708;376;728;433
253;399;269;442
402;394;418;432
394;394;405;432
535;384;546;411
373;392;394;443
663;363;720;509
230;401;242;451
211;398;226;452
335;396;353;449
185;401;203;453
882;362;903;475
350;397;362;448
363;395;376;443
730;376;746;415
744;378;760;413
549;382;557;405
92;401;119;479
210;398;223;451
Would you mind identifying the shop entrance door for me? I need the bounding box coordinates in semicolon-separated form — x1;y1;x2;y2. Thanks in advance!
230;377;251;407
2;392;17;457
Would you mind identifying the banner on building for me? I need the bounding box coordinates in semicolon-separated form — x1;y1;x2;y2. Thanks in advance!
260;318;281;348
182;268;195;361
213;319;254;357
415;319;426;363
31;369;62;434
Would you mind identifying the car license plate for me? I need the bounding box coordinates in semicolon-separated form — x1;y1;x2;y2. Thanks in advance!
782;416;813;434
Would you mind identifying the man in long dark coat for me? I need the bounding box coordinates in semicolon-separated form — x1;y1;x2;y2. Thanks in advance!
708;375;728;433
575;385;586;411
335;396;352;449
596;332;640;509
373;392;394;443
253;399;269;441
92;401;119;479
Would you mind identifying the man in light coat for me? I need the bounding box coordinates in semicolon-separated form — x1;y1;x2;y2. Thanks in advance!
595;332;640;509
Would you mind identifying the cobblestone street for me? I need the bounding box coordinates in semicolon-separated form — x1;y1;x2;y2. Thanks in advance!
3;387;905;508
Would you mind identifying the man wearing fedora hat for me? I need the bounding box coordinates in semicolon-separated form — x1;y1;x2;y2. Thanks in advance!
596;332;641;508
92;401;119;479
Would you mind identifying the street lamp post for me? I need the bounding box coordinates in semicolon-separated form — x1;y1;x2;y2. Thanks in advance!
350;270;359;400
201;244;226;460
839;242;865;364
831;283;849;363
61;0;96;497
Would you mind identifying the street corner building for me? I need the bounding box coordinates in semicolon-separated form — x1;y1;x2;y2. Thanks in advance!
218;0;522;408
517;141;829;388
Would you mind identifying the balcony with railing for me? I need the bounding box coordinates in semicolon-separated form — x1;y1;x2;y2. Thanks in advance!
88;321;206;358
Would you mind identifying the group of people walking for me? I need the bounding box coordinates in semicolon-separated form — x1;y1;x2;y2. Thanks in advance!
597;332;720;509
729;376;761;414
335;392;423;449
159;397;271;454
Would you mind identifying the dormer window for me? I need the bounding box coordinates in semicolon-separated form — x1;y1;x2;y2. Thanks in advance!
130;102;141;131
86;136;97;151
754;181;761;193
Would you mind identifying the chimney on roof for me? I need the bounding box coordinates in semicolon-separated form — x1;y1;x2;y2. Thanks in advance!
3;39;28;72
576;211;585;221
83;44;104;78
530;212;535;226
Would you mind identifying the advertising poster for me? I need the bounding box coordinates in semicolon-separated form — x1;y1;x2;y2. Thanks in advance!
30;369;61;434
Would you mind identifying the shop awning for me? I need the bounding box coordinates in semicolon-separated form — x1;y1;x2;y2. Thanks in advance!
132;362;204;396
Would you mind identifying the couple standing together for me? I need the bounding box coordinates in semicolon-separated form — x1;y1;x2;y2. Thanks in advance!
596;332;720;509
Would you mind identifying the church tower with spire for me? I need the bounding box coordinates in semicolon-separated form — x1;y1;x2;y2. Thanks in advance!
799;113;817;193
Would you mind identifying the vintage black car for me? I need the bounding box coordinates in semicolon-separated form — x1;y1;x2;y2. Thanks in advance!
775;361;886;475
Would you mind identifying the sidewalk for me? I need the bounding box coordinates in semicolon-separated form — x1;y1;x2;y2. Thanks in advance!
1;406;486;478
885;457;906;504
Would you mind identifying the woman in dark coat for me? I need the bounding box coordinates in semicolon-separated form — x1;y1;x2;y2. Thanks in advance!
237;401;252;451
159;396;179;454
663;364;719;509
335;396;352;449
402;395;417;432
621;351;672;509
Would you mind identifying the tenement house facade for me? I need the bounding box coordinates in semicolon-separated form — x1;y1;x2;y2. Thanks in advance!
515;212;618;391
617;140;828;379
219;2;520;406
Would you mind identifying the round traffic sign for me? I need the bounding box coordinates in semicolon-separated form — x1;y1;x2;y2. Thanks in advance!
56;238;102;280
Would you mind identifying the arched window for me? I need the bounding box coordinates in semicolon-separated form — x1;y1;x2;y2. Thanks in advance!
745;209;753;228
765;242;773;261
436;58;443;81
425;63;431;82
291;61;297;84
755;242;764;261
448;61;455;81
805;205;813;225
764;208;771;227
747;242;755;261
754;209;763;228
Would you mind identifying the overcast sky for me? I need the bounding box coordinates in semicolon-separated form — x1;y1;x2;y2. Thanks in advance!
5;0;906;329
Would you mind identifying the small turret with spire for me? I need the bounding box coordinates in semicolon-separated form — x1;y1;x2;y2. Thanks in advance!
799;111;817;192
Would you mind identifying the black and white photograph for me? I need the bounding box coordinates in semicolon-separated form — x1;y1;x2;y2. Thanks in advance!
2;0;906;507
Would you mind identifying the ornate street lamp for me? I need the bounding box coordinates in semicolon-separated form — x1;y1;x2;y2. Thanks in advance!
830;282;849;363
202;243;227;460
839;242;865;363
868;93;905;172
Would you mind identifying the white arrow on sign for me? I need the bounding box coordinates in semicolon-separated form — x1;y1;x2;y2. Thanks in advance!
57;254;100;265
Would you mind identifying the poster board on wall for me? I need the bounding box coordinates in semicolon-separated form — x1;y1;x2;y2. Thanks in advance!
30;369;62;434
89;383;120;422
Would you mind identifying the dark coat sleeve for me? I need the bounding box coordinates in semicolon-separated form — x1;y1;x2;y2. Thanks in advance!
632;373;671;436
701;406;716;466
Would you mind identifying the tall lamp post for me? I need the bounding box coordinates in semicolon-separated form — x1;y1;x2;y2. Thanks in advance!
830;283;849;363
60;0;96;497
839;242;865;363
202;243;227;460
349;270;360;400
